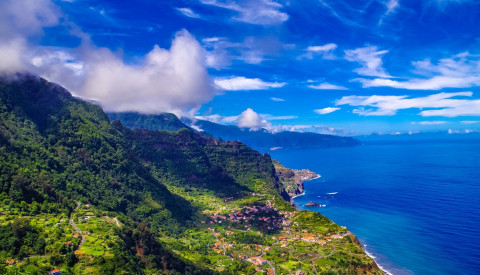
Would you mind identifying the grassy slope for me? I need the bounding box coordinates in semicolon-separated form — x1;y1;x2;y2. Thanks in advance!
0;74;381;274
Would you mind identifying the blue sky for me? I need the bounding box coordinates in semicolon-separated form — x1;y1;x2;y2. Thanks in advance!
1;0;480;135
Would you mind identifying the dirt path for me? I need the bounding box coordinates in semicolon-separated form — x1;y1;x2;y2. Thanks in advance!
209;228;231;259
266;260;276;275
113;217;121;228
70;203;85;249
255;240;277;275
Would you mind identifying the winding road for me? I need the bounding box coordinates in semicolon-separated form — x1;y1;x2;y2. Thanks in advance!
69;203;85;249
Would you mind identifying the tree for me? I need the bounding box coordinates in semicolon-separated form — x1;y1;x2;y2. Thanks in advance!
11;218;32;238
65;251;77;267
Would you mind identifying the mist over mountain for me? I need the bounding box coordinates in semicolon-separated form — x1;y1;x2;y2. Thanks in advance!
186;118;361;151
106;112;361;151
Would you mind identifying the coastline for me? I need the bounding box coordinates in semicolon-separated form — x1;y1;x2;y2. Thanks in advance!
290;174;321;199
363;247;393;275
291;191;305;199
306;175;322;181
292;173;390;275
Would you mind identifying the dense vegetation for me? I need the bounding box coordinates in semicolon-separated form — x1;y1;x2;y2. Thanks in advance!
0;73;381;274
107;112;190;132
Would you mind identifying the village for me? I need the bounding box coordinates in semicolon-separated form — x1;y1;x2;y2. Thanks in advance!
207;204;284;232
203;202;351;274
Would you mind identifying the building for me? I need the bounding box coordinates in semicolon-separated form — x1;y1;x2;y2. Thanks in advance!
247;257;267;265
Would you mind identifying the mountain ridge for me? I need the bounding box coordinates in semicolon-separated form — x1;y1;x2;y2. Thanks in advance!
106;112;361;151
0;73;381;274
188;118;361;150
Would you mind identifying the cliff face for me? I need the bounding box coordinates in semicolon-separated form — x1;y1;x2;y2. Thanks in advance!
273;160;319;205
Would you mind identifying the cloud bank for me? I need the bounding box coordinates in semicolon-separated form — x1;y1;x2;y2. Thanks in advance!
356;52;480;90
0;0;61;72
0;0;217;116
33;30;216;115
214;76;286;90
345;46;391;78
336;91;480;117
200;0;288;26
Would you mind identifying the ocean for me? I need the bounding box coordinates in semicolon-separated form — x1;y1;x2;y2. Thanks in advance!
268;136;480;275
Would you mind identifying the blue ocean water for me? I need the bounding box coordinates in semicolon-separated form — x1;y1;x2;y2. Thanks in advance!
269;137;480;275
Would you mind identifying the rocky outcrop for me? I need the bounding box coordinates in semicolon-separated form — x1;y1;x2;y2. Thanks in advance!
273;160;319;205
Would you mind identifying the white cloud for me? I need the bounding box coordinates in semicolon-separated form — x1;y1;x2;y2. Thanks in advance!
267;124;355;135
317;0;365;28
307;44;337;53
336;92;480;117
176;7;201;19
195;114;239;124
31;30;217;116
0;39;28;73
0;1;219;116
237;108;270;130
461;121;479;124
356;52;480;90
0;0;60;39
314;107;340;115
385;0;400;13
308;82;347;90
214;76;286;91
0;0;61;72
300;43;337;60
271;97;285;102
200;0;288;25
378;0;400;25
356;76;480;90
413;121;448;125
196;110;297;132
202;37;235;69
78;30;215;115
202;36;286;68
345;46;391;78
448;128;479;134
197;112;295;124
196;110;353;135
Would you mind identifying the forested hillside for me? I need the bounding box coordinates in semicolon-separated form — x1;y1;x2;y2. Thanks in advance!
0;74;381;274
107;112;190;132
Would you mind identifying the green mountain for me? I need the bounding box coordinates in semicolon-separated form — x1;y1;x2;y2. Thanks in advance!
107;112;190;132
0;74;381;274
107;112;361;151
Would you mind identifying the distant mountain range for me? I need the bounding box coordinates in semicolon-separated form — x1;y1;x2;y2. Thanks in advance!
107;112;361;151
